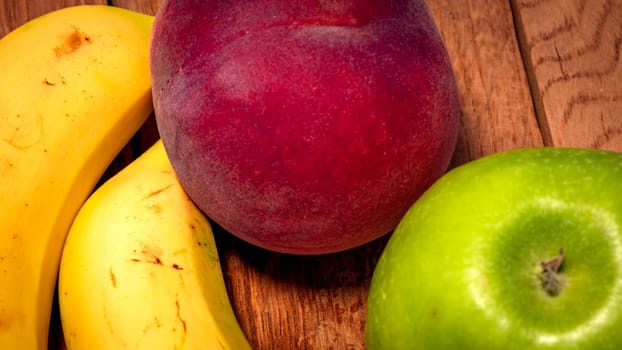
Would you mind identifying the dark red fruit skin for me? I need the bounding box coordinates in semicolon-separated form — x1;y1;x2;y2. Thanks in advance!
150;0;460;254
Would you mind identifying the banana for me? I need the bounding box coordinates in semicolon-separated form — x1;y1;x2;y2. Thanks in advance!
58;140;251;350
0;5;153;349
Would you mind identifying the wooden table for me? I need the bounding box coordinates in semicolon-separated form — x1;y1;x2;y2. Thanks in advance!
2;0;621;349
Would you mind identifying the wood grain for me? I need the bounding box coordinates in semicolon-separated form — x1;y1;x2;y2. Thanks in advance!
0;0;104;36
428;0;544;166
1;0;621;349
112;0;161;15
512;0;622;151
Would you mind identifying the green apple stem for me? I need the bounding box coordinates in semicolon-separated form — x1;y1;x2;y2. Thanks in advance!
539;248;565;296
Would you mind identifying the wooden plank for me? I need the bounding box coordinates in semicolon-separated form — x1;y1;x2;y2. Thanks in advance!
429;0;544;166
212;227;387;350
512;0;622;151
0;0;104;37
111;0;161;16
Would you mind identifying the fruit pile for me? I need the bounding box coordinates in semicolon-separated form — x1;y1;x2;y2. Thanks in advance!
1;3;621;350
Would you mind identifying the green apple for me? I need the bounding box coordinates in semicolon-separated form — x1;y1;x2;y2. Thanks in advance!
366;147;622;349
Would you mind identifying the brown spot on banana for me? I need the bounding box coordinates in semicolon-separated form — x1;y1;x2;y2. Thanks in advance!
54;26;92;57
144;184;174;199
175;295;187;335
109;267;117;288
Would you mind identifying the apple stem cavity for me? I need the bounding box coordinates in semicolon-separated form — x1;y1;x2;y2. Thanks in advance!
539;248;565;296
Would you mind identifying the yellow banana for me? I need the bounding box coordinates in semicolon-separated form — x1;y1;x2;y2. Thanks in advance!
58;140;251;350
0;5;153;349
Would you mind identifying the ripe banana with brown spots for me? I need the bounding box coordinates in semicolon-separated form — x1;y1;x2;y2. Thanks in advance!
0;5;153;348
58;140;251;350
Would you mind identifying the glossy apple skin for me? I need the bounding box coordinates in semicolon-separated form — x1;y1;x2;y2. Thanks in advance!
366;148;622;349
150;0;460;254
